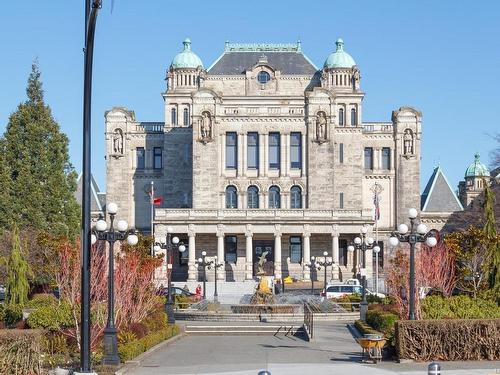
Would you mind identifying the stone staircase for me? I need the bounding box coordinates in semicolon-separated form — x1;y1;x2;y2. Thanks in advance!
175;280;258;304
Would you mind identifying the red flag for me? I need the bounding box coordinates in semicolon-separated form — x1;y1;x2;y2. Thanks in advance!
153;197;163;206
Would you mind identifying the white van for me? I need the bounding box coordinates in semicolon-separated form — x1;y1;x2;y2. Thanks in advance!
320;283;386;300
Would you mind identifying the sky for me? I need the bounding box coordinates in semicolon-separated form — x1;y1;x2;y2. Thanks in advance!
1;0;499;193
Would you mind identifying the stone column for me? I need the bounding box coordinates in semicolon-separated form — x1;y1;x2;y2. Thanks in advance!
302;230;311;280
245;225;253;280
187;225;196;281
264;133;269;176
216;225;225;280
259;133;265;177
274;225;282;279
281;133;288;177
331;225;340;280
237;132;244;176
221;133;226;175
301;132;307;177
242;133;247;175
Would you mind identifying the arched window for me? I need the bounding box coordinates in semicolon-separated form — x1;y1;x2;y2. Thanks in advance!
257;71;271;84
339;108;344;126
247;186;259;209
171;108;177;125
290;186;302;209
183;108;189;126
225;186;238;209
269;186;281;209
351;108;357;126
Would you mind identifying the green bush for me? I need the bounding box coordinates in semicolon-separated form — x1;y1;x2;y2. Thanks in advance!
366;294;384;304
142;311;168;332
118;325;180;362
26;301;73;331
366;310;399;335
0;329;44;374
354;319;381;335
421;295;500;320
26;293;58;309
4;304;23;326
0;304;5;323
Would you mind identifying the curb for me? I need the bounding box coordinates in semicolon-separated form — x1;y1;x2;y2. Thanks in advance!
115;331;186;375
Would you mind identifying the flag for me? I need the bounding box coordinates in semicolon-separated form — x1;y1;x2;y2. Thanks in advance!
373;192;380;221
153;197;163;206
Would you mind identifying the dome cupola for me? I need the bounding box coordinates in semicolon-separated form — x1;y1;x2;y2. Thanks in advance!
324;38;357;69
465;153;490;178
171;38;204;69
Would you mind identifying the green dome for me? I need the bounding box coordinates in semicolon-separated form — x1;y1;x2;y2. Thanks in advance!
171;38;203;69
324;38;357;69
465;153;490;178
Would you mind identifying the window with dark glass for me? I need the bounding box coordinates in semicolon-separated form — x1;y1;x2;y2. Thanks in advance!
339;108;344;126
339;143;344;163
382;147;391;170
171;108;177;125
351;108;357;126
257;71;271;84
364;147;373;170
372;241;384;268
183;108;189;126
339;239;348;266
179;240;189;265
247;132;259;169
225;185;238;208
290;132;302;169
136;147;145;169
289;236;302;263
269;186;281;209
225;236;237;263
339;192;344;209
290;186;302;209
153;147;162;169
269;132;280;169
247;186;259;209
226;132;237;169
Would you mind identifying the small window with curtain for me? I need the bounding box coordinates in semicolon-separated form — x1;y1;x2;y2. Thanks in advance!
351;108;357;126
136;147;145;169
225;236;237;263
225;186;238;208
269;132;280;170
364;147;373;170
247;186;259;209
171;108;177;125
290;186;302;209
382;147;391;170
153;147;162;169
289;236;302;263
247;132;259;169
269;186;281;209
339;143;344;163
339;108;344;126
183;108;189;126
290;132;302;169
226;132;237;169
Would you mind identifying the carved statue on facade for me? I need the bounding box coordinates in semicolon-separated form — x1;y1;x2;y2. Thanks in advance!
112;129;123;154
352;68;361;90
200;111;212;140
403;129;414;155
316;111;327;141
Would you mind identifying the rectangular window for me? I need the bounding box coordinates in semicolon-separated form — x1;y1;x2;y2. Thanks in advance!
289;236;302;263
364;147;373;170
339;192;344;209
226;132;237;169
171;108;177;125
136;147;145;169
183;107;189;126
382;147;391;170
290;132;302;169
339;239;348;266
339;143;344;163
247;132;259;169
225;236;237;264
372;241;384;269
153;147;162;169
269;132;280;169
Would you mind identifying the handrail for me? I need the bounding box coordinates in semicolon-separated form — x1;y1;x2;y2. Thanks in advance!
303;302;314;340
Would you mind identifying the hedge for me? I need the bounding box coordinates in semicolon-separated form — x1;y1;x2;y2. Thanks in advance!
366;310;399;336
354;320;381;336
118;324;180;362
0;329;44;375
395;319;500;361
421;295;500;320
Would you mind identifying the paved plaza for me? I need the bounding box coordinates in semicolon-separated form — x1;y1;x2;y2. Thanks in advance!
123;322;499;375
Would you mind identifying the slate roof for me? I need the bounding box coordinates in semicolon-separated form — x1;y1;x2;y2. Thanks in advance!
75;173;105;214
421;166;463;212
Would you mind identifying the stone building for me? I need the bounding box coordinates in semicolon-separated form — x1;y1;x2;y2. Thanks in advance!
105;38;423;285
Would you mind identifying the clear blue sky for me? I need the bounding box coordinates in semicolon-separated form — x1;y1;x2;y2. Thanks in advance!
1;1;499;192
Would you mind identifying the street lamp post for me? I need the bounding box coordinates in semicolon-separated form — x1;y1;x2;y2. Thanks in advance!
91;203;139;366
213;256;224;302
198;251;212;300
373;245;381;295
153;226;186;324
316;251;333;293
305;256;320;295
347;225;376;321
389;208;438;320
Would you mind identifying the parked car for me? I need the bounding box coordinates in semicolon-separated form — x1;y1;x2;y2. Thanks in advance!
321;284;385;300
158;286;196;299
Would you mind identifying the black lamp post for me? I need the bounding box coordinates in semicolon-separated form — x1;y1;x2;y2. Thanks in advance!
316;251;333;293
198;251;212;300
91;203;138;366
389;208;437;320
153;226;186;324
212;256;224;303
347;225;377;321
80;0;101;372
305;256;320;295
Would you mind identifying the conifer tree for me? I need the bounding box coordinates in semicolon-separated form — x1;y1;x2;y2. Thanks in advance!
0;61;79;236
5;226;30;306
483;181;500;292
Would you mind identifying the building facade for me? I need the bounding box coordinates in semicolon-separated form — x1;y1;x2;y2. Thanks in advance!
105;38;423;285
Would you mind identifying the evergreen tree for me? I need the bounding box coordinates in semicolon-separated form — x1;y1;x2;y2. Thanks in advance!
0;61;80;236
5;226;30;305
483;180;500;292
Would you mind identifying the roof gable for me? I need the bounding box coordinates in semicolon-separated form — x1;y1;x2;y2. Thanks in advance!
421;167;463;212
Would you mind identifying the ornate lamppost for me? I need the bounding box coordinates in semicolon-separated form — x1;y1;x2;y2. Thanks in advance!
389;208;437;320
305;256;320;295
91;202;138;366
347;225;376;321
153;226;186;324
198;251;212;300
316;251;333;293
212;256;224;302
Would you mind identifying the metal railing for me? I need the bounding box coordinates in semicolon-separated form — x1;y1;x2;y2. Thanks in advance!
303;302;314;340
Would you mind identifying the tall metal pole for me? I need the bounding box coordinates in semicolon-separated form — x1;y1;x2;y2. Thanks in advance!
214;261;218;302
166;233;175;324
80;1;100;372
323;264;327;292
202;255;207;300
409;218;416;320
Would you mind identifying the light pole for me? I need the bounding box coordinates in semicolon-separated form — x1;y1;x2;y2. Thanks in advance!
316;251;333;292
91;203;138;366
305;256;320;295
212;256;224;302
389;208;438;320
373;245;381;295
153;226;186;324
198;251;212;300
347;225;376;321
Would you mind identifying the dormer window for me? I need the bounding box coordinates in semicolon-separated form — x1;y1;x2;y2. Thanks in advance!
257;71;271;84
